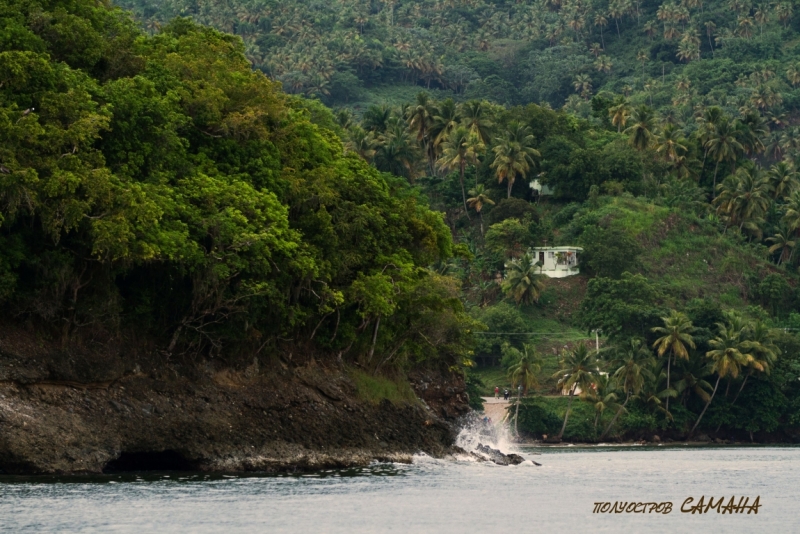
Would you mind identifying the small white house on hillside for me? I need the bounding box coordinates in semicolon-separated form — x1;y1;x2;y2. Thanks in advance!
531;246;582;278
529;179;553;197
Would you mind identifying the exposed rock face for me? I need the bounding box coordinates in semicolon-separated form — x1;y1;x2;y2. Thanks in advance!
0;327;468;475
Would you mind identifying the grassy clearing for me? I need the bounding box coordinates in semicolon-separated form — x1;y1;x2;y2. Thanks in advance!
592;197;788;313
350;369;419;405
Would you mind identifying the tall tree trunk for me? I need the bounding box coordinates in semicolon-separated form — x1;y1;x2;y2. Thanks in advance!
702;147;708;179
715;373;750;433
515;392;521;436
600;28;604;49
557;391;574;440
731;373;749;405
601;393;630;439
691;374;721;436
479;211;485;236
712;160;720;197
460;161;471;219
665;354;672;414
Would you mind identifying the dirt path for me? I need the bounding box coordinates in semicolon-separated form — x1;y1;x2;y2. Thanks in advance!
481;397;510;423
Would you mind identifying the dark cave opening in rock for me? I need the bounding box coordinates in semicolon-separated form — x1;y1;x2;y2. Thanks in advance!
103;450;195;473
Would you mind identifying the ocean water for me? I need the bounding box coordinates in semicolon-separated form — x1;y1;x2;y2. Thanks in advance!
0;444;797;533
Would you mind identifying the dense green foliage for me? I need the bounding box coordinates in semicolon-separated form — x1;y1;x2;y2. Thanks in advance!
114;0;800;117
7;0;800;438
0;0;479;373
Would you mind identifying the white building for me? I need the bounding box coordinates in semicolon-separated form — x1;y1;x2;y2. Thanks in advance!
529;179;553;197
531;246;582;278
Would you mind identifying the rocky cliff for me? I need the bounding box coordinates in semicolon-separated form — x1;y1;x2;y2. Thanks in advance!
0;325;470;474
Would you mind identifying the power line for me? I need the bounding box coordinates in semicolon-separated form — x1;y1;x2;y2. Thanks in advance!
472;332;592;336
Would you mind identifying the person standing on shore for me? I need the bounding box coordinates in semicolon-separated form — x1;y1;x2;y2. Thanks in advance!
494;386;499;399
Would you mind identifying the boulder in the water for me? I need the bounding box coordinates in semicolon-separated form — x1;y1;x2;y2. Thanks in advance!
475;444;526;466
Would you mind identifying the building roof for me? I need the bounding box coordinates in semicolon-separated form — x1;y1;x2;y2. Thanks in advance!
531;246;584;252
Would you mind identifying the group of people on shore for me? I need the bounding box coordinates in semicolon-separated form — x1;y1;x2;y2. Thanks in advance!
494;386;509;401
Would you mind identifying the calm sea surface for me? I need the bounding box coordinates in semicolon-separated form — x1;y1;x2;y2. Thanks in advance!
1;445;798;533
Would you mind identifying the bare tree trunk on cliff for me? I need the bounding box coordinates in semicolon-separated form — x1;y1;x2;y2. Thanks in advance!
368;316;380;363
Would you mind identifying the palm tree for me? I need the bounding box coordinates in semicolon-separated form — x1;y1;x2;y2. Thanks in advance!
594;14;608;48
374;115;421;175
608;4;623;37
652;310;695;414
776;2;794;28
768;161;798;200
491;124;540;198
734;321;778;404
464;133;485;188
705;118;744;196
430;98;461;149
677;40;700;62
638;365;671;420
690;318;756;435
767;226;796;265
737;15;755;39
362;104;392;133
594;55;613;74
737;112;767;156
407;92;436;172
644;20;657;41
705;21;716;53
624;105;655;152
573;73;593;100
609;101;631;133
345;127;377;161
509;345;542;435
554;342;597;440
673;355;714;407
711;319;778;433
783;189;800;236
754;4;769;38
787;63;800;87
714;166;772;236
654;124;688;165
437;126;477;217
580;373;618;431
501;253;546;306
601;338;655;439
636;49;648;86
467;184;495;235
460;100;493;145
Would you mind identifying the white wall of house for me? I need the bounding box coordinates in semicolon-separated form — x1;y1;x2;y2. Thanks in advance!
531;246;582;278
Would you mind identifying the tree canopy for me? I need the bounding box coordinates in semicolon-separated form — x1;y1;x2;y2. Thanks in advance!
0;0;477;370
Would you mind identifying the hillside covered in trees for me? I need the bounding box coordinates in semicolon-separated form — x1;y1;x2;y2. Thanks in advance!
6;0;800;448
118;0;800;115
